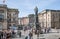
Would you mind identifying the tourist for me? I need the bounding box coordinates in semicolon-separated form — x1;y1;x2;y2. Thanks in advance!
0;31;2;39
6;29;11;39
29;32;33;39
19;31;21;37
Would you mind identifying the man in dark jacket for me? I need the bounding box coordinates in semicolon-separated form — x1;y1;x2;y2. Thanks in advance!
19;31;21;37
29;32;33;39
0;31;2;39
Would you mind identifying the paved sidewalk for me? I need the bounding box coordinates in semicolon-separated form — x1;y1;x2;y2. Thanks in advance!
12;38;22;39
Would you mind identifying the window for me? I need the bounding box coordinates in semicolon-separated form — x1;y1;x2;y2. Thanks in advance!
8;19;11;22
0;15;4;18
54;13;57;18
0;10;4;13
13;13;15;16
13;24;16;26
9;19;11;21
13;18;15;21
0;15;4;21
48;24;49;26
8;24;11;29
9;24;11;26
13;24;16;27
0;24;2;30
48;14;49;16
13;13;16;17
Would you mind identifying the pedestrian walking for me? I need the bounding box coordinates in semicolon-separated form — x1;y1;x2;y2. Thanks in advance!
3;31;7;39
29;32;33;39
44;27;47;33
6;29;11;39
12;30;15;38
2;29;7;39
19;31;21;37
0;31;2;39
47;27;51;33
6;32;11;39
1;31;3;39
0;33;1;39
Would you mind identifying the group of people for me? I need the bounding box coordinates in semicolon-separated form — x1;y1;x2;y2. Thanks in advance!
25;32;33;39
0;29;16;39
24;27;51;39
18;30;33;39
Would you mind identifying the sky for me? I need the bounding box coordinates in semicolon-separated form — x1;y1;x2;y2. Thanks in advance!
0;0;60;17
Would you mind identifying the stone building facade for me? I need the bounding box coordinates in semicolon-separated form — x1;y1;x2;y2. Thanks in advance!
19;17;29;26
38;9;60;29
28;14;35;27
0;4;7;30
0;4;19;30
